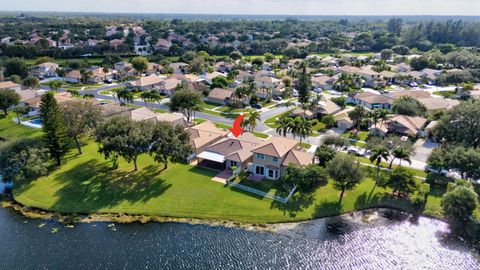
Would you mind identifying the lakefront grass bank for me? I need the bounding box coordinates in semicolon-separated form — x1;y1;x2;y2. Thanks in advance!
2;115;443;223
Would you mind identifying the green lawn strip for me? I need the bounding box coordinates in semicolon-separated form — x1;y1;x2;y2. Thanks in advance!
433;91;457;98
299;142;312;150
0;115;42;145
12;140;443;223
264;108;296;128
153;109;169;114
236;178;288;197
352;155;427;178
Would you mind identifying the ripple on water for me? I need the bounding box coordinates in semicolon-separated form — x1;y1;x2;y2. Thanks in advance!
0;208;478;270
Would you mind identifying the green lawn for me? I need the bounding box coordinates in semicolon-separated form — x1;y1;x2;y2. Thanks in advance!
433;90;457;98
0;115;41;146
12;140;444;223
264;108;296;129
3;112;443;223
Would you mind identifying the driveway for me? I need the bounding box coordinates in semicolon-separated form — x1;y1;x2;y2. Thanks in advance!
413;139;438;163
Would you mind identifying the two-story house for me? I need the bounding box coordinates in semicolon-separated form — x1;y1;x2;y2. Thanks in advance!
249;136;313;180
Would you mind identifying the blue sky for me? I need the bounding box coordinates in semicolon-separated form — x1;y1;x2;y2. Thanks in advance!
1;0;479;15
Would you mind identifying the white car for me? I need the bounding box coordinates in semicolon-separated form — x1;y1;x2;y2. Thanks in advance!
347;146;367;156
424;165;448;176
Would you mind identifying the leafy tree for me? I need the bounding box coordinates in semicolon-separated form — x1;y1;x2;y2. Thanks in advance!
149;122;191;170
263;53;275;63
170;87;204;123
387;18;403;36
60;100;102;155
280;164;328;193
35;56;55;65
321;114;336;128
251;57;264;66
323;135;350;151
229;51;243;60
95;116;153;171
9;75;22;84
315;144;336;166
46;80;64;92
441;186;478;231
297;62;311;105
4;57;28;78
410;56;431;71
392;96;427;116
327;155;364;202
386;167;416;196
210;76;229;89
102;54;122;68
380;49;394;60
0;89;20;115
131;56;149;74
0;138;52;183
433;100;480;147
39;92;69;166
23;77;40;89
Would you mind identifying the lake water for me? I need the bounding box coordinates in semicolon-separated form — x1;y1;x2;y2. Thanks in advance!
0;207;478;270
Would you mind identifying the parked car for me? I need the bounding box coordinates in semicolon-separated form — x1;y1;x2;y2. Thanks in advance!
251;103;263;109
424;165;448;176
347;146;367;157
104;79;113;84
272;96;282;101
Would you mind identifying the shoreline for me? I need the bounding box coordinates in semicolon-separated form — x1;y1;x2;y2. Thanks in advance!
0;196;446;232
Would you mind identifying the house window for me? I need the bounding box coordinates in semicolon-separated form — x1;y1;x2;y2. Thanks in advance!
268;169;274;178
272;157;279;163
256;153;265;160
230;161;238;167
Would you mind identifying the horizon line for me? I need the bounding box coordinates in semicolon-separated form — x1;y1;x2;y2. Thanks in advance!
0;10;479;17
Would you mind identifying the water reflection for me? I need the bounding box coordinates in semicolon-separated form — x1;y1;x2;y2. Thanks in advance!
0;207;478;270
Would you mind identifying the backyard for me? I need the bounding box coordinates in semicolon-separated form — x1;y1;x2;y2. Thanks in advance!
3;113;443;223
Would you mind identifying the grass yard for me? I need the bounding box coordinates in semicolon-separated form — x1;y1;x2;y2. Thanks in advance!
193;118;269;139
0;115;41;146
264;108;296;128
433;90;457;98
12;140;444;223
2;112;443;223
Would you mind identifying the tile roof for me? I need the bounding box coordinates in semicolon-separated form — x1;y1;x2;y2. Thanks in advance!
281;150;314;167
251;136;299;158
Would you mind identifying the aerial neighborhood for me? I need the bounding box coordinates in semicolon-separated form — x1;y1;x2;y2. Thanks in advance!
0;14;479;246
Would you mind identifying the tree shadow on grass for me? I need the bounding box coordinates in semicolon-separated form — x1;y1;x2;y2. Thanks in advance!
51;160;171;212
312;199;343;218
354;191;414;213
270;192;314;218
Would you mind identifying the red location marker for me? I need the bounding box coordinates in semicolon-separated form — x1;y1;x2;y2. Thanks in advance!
229;114;245;138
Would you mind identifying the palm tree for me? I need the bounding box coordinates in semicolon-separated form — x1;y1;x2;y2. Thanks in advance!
348;105;367;130
377;109;389;125
80;70;93;84
117;88;134;105
292;116;313;144
140;91;153;107
390;147;412;168
369;145;390;178
275;117;294;137
46;80;64;92
67;89;80;97
246;110;261;132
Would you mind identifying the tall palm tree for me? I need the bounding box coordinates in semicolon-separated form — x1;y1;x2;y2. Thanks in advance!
140;91;153;107
377;109;389;125
246;110;261;132
348;105;367;130
369;145;390;178
390;147;412;168
275;117;294;137
80;70;93;84
292;116;313;144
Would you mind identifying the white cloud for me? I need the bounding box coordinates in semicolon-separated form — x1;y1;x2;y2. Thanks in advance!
1;0;480;15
